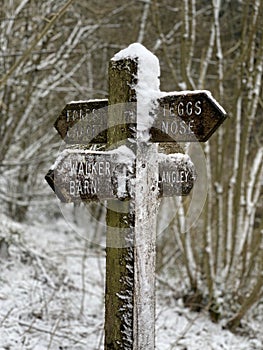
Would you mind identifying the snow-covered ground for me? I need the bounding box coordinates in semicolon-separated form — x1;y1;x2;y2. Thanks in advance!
0;212;262;349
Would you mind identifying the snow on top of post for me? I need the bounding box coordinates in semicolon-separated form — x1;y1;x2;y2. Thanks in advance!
112;43;161;141
112;42;160;92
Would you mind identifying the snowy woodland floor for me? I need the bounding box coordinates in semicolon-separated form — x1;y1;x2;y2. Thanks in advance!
0;210;262;350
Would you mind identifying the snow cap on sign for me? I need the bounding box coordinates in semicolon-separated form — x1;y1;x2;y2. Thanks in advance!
112;43;160;91
112;43;161;141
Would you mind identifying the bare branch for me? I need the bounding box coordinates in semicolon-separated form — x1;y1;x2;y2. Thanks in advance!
0;0;75;87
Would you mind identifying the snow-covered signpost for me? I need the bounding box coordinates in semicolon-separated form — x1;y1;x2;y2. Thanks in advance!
45;43;226;349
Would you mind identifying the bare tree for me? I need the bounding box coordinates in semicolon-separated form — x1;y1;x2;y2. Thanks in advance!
154;0;263;330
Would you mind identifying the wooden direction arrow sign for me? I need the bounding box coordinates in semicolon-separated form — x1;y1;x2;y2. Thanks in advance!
159;153;196;197
45;148;135;202
152;90;227;142
45;149;196;202
54;90;226;144
54;99;108;144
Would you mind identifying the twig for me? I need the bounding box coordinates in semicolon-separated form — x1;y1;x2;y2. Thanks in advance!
156;275;180;294
169;310;207;350
48;316;61;350
34;254;56;289
79;238;89;316
0;307;15;327
18;320;87;345
97;327;104;350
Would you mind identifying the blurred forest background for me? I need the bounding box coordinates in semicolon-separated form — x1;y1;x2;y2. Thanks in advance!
0;0;262;332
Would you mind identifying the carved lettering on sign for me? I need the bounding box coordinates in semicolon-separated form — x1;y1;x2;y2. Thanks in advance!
161;170;191;184
46;150;135;202
161;119;195;136
69;160;111;177
158;153;196;197
69;179;98;196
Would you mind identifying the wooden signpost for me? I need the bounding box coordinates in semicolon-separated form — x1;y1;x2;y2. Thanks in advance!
45;43;227;349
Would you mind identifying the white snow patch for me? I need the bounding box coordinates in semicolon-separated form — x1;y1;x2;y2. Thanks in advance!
68;98;108;104
112;43;162;141
156;278;262;350
109;145;135;199
158;151;196;176
108;145;135;163
112;44;160;90
0;213;262;349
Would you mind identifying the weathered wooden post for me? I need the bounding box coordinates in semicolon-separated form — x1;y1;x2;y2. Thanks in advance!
104;55;137;349
45;43;227;350
104;46;160;349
